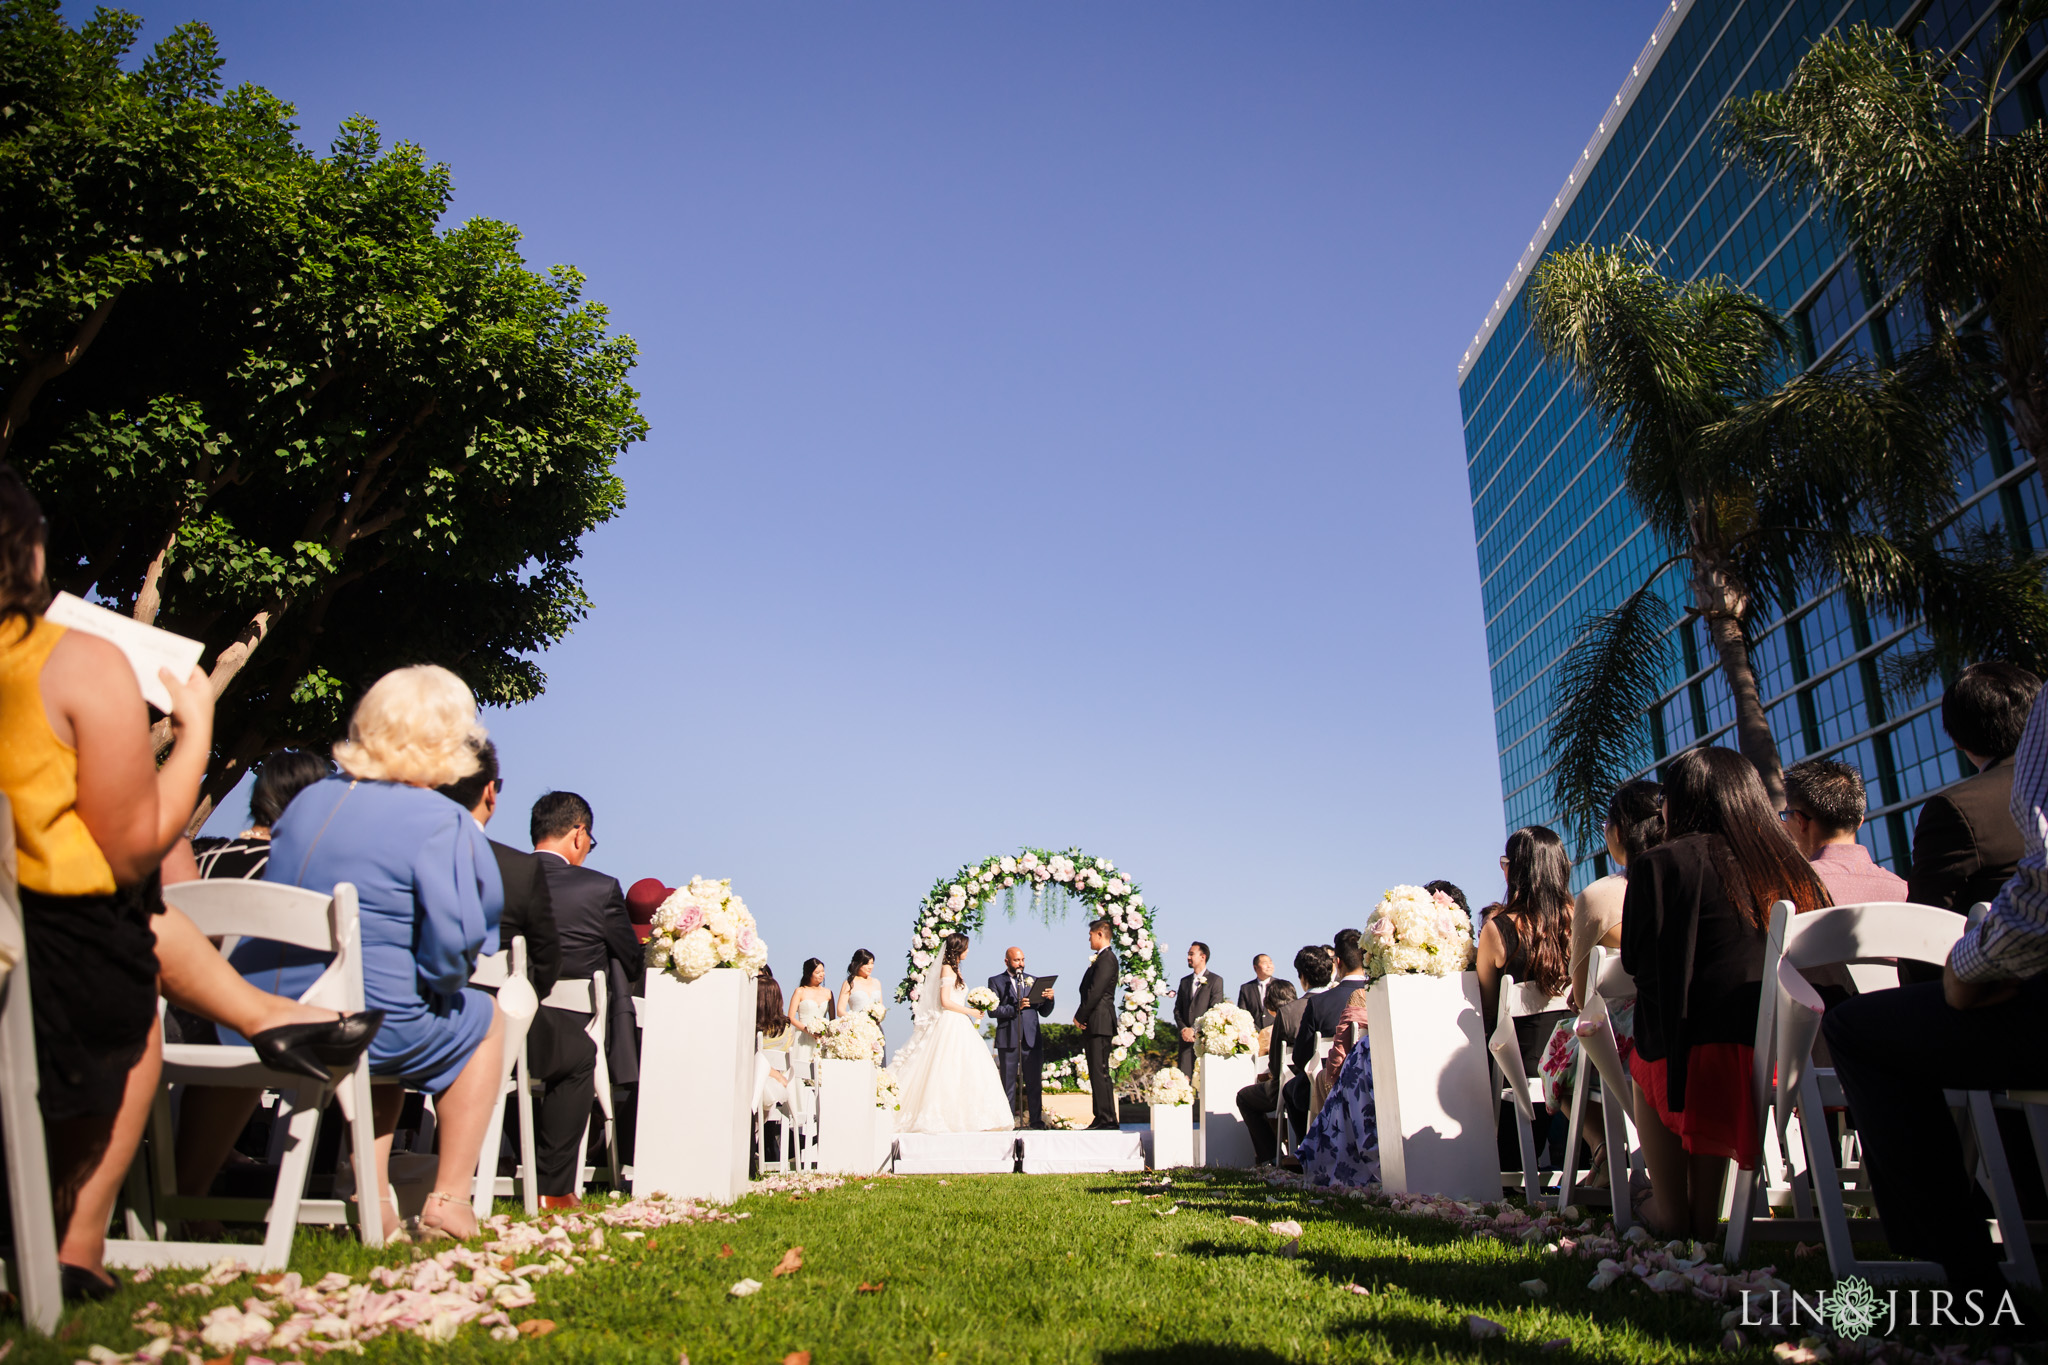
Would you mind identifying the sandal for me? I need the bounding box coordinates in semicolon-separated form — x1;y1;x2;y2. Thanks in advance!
1583;1142;1611;1190
417;1189;477;1243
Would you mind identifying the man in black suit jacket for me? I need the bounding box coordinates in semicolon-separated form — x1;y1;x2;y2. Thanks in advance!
1172;942;1227;1079
532;791;645;1094
1237;948;1327;1164
1284;931;1368;1144
991;946;1055;1127
1073;919;1120;1129
438;748;597;1207
1905;663;2040;981
1237;955;1277;1031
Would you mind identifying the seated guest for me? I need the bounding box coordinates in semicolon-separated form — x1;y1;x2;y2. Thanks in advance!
1539;779;1661;1186
1625;746;1828;1238
1425;880;1472;926
227;665;507;1241
1904;663;2039;983
1825;685;2048;1295
0;468;374;1298
1237;954;1278;1031
532;792;644;1093
1784;758;1907;904
1480;825;1575;1173
1284;932;1369;1146
1297;986;1377;1186
1254;978;1297;1056
756;970;794;1161
189;750;334;880
1236;949;1328;1165
626;878;668;945
437;741;596;1209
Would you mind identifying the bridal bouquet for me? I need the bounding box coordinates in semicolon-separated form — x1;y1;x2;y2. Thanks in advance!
645;877;769;983
818;1013;885;1064
865;1001;888;1025
874;1067;901;1111
1196;1003;1258;1058
1143;1065;1194;1107
964;986;998;1013
1364;884;1475;978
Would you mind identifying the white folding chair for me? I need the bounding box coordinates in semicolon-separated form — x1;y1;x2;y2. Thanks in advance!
1302;1033;1333;1130
542;974;617;1195
753;1036;796;1175
0;794;62;1333
102;880;380;1272
1489;973;1569;1206
470;938;539;1218
1555;945;1641;1223
786;1050;822;1172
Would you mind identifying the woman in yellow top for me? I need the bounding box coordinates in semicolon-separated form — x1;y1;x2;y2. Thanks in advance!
0;469;375;1297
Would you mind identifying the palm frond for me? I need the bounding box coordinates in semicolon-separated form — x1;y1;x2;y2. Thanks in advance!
1548;580;1677;855
1879;527;2048;696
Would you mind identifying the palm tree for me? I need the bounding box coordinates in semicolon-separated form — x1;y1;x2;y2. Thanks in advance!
1532;239;2048;847
1722;15;2048;498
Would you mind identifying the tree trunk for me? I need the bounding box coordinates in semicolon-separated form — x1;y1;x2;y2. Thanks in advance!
1693;555;1786;810
132;526;178;626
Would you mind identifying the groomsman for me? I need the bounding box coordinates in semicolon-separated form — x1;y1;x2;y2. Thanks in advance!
1172;942;1227;1078
1074;919;1120;1130
1237;954;1277;1031
991;947;1055;1127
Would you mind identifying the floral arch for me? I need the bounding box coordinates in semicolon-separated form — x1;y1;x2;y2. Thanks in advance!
898;848;1168;1073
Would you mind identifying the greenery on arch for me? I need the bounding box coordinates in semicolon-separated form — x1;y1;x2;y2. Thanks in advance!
897;847;1167;1073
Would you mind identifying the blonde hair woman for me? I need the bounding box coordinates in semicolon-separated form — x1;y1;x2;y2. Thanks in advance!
222;665;505;1240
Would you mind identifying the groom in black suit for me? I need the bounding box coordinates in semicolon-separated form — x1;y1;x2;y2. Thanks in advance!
1074;918;1120;1130
991;946;1055;1128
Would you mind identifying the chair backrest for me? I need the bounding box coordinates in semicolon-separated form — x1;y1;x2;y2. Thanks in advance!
1778;901;1967;970
544;975;594;1013
470;936;527;990
162;879;363;1013
1590;944;1634;1000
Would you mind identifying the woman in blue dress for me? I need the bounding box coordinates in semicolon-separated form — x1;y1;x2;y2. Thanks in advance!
223;665;506;1240
1296;988;1379;1187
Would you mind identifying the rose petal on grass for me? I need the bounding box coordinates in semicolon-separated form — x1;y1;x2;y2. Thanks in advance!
785;1353;811;1365
1467;1316;1504;1341
1541;1339;1569;1353
729;1280;763;1298
1521;1279;1549;1298
1229;1215;1258;1226
518;1320;556;1338
1268;1220;1303;1238
1111;1200;1131;1206
718;1245;735;1259
1344;1284;1371;1296
1277;1238;1301;1259
771;1247;804;1278
856;1282;885;1294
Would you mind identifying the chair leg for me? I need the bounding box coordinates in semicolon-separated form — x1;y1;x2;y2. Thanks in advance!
1603;1089;1631;1230
515;1051;538;1217
340;1067;383;1247
473;1078;512;1222
2026;1101;2048;1198
0;969;62;1334
1558;1060;1589;1211
1967;1091;2041;1290
256;1083;324;1273
1515;1100;1542;1207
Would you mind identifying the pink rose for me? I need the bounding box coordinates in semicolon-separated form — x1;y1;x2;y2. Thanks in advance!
672;901;707;936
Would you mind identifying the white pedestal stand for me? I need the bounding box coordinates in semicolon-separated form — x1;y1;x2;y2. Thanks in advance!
1366;971;1498;1201
1197;1053;1258;1168
1149;1101;1194;1170
633;969;753;1204
814;1057;879;1175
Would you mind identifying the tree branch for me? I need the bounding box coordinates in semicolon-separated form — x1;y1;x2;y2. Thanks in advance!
0;294;122;461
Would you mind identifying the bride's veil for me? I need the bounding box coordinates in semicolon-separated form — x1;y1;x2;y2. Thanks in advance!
888;955;946;1073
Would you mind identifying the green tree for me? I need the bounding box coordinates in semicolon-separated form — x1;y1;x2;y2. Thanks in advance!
1;3;647;816
1531;240;2048;844
1722;15;2048;499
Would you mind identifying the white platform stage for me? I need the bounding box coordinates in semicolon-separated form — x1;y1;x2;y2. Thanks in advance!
884;1129;1149;1175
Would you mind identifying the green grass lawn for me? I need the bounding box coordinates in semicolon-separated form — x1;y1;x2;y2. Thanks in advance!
4;1172;2037;1364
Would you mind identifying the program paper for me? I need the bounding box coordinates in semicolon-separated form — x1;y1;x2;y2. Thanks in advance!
45;592;205;712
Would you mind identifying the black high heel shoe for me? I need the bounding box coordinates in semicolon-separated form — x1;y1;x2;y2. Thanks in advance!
250;1011;386;1083
60;1262;117;1301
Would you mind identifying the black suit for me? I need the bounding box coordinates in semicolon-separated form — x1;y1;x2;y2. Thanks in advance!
537;854;645;1086
490;840;595;1198
1076;946;1120;1128
1237;977;1276;1032
1904;758;2022;981
1282;978;1368;1142
990;970;1053;1126
1173;968;1227;1079
1236;992;1310;1164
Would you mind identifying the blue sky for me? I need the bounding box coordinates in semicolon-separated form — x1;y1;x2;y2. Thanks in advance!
149;0;1659;1036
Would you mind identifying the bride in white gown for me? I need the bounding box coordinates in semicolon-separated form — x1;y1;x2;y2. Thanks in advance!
891;934;1017;1134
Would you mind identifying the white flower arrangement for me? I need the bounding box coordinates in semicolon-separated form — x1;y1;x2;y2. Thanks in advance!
817;1012;885;1064
895;848;1171;1076
874;1066;901;1111
964;986;999;1013
1041;1055;1090;1091
1364;884;1475;979
1143;1065;1194;1107
645;877;768;983
865;1001;887;1025
1196;1003;1258;1058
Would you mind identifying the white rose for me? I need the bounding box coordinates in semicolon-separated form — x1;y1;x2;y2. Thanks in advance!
913;950;932;968
672;928;718;981
999;856;1017;874
1100;859;1114;872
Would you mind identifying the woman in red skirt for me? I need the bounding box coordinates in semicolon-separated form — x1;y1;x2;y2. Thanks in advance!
1622;746;1829;1238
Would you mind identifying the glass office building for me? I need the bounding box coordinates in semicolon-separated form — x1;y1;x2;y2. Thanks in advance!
1458;0;2048;880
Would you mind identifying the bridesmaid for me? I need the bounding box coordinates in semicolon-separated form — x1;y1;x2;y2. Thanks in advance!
790;958;832;1043
837;948;881;1018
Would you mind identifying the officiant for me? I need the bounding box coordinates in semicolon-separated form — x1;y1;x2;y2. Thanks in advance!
991;946;1055;1128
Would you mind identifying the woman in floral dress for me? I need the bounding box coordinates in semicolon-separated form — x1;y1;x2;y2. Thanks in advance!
1296;988;1377;1186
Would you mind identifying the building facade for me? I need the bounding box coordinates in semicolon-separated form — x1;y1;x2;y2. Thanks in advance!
1458;0;2048;880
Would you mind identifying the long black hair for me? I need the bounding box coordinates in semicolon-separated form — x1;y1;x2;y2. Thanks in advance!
756;968;788;1035
1500;825;1572;997
800;957;826;989
1663;746;1829;930
1606;779;1665;865
845;948;874;983
0;466;49;635
941;933;970;971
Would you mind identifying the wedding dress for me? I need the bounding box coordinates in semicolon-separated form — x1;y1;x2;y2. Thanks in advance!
846;979;883;1015
890;962;1016;1134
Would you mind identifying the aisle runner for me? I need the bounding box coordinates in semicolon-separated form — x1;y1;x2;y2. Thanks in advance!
889;1131;1147;1174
